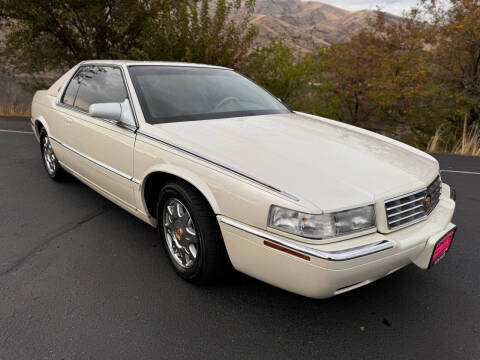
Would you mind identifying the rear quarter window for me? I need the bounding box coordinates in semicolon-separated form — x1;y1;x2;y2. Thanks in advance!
61;75;80;106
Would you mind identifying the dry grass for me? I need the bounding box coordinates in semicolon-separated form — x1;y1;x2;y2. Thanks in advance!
453;121;480;156
0;103;30;117
428;120;480;156
427;128;442;153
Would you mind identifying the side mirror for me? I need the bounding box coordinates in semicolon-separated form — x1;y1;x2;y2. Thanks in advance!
89;99;136;127
89;102;121;121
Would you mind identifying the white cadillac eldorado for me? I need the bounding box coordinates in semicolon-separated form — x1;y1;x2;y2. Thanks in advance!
31;60;457;298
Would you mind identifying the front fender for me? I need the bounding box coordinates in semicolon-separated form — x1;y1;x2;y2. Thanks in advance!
31;89;52;142
139;163;221;215
32;115;49;142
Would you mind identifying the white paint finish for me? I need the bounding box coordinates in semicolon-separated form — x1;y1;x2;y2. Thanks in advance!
219;196;455;298
29;61;459;298
149;112;439;212
133;132;315;231
62;108;136;207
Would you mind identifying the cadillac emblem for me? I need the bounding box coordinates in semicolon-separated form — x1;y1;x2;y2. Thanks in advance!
423;194;432;212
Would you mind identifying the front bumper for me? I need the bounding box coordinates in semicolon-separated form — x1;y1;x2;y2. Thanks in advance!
218;187;456;299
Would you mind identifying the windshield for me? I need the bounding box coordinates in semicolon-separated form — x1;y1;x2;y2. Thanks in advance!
128;66;290;124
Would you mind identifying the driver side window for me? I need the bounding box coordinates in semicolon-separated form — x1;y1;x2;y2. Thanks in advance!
62;65;128;112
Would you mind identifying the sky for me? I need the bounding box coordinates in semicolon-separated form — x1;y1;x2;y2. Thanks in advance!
304;0;419;16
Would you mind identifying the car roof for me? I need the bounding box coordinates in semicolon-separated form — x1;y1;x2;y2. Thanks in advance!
79;60;231;70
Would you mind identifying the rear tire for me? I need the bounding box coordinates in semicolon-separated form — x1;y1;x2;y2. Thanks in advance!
39;128;68;181
157;180;231;284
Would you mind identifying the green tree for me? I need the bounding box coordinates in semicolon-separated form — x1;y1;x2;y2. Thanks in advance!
421;0;480;127
321;33;377;128
0;0;257;89
240;41;337;117
241;42;308;101
137;0;257;67
0;1;155;76
319;12;454;146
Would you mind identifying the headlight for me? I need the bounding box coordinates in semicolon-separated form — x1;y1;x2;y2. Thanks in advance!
268;205;376;239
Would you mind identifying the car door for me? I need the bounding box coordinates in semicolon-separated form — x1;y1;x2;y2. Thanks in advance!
57;65;137;209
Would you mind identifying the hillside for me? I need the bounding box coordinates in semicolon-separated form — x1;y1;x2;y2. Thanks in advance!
0;0;403;112
251;0;402;52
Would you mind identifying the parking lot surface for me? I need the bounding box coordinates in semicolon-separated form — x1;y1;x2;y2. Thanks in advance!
1;118;479;359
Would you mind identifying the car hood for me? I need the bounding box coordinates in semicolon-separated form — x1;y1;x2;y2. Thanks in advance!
149;112;439;212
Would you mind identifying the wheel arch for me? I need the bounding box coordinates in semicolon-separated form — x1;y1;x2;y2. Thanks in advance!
141;165;221;220
33;116;50;140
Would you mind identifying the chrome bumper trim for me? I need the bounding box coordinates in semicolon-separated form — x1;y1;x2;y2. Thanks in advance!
219;217;394;261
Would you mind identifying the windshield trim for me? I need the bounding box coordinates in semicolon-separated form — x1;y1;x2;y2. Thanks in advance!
140;109;289;124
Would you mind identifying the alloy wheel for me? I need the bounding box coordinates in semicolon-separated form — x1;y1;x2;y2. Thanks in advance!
42;135;56;175
162;198;199;269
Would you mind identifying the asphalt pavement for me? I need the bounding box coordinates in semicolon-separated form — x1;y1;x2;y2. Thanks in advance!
0;117;479;359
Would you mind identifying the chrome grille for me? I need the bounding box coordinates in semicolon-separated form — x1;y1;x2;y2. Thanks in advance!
385;176;442;230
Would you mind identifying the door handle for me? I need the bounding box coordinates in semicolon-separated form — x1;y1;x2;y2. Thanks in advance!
66;117;73;126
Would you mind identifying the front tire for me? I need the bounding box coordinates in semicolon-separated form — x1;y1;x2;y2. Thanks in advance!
40;129;68;181
157;181;230;284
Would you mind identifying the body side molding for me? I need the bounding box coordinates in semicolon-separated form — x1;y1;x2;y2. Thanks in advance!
49;136;134;181
136;131;300;202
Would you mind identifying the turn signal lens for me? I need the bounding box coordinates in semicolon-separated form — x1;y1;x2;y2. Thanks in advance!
264;241;310;261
